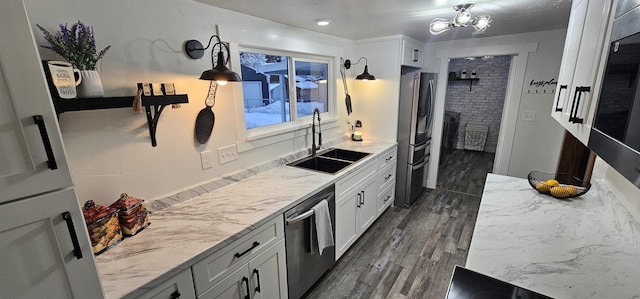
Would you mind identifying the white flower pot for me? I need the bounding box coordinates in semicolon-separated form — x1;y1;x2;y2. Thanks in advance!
77;70;104;98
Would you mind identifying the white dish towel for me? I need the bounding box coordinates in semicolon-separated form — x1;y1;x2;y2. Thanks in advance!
312;199;334;255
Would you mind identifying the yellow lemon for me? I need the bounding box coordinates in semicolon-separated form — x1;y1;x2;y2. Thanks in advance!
544;179;560;187
550;185;578;198
536;182;552;192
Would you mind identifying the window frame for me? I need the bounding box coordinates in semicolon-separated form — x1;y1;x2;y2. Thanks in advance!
230;45;339;152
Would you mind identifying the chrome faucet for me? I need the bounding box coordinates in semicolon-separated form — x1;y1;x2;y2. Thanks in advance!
311;108;322;157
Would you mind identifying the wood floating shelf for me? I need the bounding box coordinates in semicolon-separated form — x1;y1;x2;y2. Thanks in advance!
52;94;189;147
448;78;480;91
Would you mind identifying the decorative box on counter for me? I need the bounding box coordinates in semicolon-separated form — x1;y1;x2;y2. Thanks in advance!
110;193;150;236
82;200;123;255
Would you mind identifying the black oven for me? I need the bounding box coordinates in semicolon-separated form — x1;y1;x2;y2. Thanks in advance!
589;4;640;189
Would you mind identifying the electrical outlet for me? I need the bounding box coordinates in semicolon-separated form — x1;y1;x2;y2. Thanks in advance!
200;150;214;170
218;144;238;165
522;111;536;122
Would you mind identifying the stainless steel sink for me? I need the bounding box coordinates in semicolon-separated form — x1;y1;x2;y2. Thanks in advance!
288;148;371;174
319;148;370;162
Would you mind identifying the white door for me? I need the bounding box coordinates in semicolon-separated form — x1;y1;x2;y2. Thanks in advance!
0;0;73;202
248;240;288;299
199;265;250;299
335;191;358;259
0;188;103;298
356;177;378;234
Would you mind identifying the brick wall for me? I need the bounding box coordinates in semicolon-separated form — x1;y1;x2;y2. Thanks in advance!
444;55;511;153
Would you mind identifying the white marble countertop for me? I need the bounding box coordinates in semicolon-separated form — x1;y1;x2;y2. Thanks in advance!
467;174;640;299
95;139;396;299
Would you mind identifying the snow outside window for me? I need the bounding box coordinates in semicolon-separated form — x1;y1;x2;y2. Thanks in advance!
239;51;329;130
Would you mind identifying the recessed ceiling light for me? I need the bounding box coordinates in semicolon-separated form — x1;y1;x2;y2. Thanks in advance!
315;19;331;26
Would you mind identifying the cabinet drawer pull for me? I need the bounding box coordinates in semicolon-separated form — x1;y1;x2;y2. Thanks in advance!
413;49;419;62
385;156;393;161
234;241;260;259
242;277;250;299
253;269;262;293
570;86;590;124
33;115;58;170
61;211;83;260
360;190;365;206
169;290;181;299
384;195;391;202
356;192;361;208
384;174;392;181
555;85;567;112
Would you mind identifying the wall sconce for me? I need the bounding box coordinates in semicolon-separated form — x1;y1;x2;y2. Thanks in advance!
429;3;491;35
184;34;242;85
343;57;376;81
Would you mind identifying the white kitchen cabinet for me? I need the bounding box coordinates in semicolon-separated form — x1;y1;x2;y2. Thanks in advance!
376;147;397;215
0;0;74;203
198;239;287;299
193;216;287;299
401;38;424;68
551;0;614;145
0;188;103;298
335;159;378;259
135;268;195;299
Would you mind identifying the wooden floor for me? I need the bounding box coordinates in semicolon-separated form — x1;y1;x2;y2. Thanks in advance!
304;149;495;299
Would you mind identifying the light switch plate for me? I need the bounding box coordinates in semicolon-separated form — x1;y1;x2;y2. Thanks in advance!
200;150;214;170
522;111;536;122
218;144;238;164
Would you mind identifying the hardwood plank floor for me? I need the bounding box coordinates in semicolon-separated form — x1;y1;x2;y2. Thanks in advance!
304;149;494;299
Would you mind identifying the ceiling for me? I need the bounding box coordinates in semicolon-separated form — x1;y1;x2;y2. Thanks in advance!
196;0;572;42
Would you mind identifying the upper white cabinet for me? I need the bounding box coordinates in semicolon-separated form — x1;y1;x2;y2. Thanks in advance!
551;0;614;145
401;38;425;68
0;0;73;202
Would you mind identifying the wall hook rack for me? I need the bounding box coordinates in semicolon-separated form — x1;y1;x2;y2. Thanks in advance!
52;94;189;147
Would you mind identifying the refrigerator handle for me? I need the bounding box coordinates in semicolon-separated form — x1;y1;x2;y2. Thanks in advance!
411;155;430;170
427;80;434;133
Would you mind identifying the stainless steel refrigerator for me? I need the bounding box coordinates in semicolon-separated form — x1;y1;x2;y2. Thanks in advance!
395;70;436;207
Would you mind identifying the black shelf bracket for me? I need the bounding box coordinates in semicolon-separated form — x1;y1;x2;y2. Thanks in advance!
52;94;189;147
448;77;480;91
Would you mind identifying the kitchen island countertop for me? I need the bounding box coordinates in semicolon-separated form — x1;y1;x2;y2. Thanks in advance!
95;139;396;299
467;173;640;299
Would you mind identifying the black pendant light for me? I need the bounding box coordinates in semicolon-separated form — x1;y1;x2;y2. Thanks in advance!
343;57;376;81
184;34;242;84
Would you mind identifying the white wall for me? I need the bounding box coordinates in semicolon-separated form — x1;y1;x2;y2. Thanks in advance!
422;29;567;185
593;157;640;223
352;36;403;142
24;0;355;205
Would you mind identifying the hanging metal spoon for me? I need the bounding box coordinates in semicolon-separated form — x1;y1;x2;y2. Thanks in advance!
195;81;217;144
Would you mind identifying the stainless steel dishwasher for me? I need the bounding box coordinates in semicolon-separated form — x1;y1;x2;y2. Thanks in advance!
284;184;336;299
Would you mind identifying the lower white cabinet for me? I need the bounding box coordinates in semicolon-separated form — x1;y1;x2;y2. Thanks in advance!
199;239;287;299
136;268;195;299
335;160;378;259
193;216;287;299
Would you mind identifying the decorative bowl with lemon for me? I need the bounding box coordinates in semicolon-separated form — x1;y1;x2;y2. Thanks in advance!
527;171;591;199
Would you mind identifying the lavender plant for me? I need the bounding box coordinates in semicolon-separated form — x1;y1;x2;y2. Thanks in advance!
36;20;110;70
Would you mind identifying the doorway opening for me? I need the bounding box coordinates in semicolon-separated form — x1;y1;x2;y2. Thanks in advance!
437;55;512;195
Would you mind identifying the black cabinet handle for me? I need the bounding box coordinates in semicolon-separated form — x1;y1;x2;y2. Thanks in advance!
568;87;580;124
385;174;392;181
169;290;181;299
384;195;391;202
356;192;361;208
555;85;567;112
61;212;83;259
242;277;251;299
570;86;590;124
253;269;262;293
386;156;393;161
413;49;419;62
360;190;365;206
33;115;58;170
234;241;260;259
